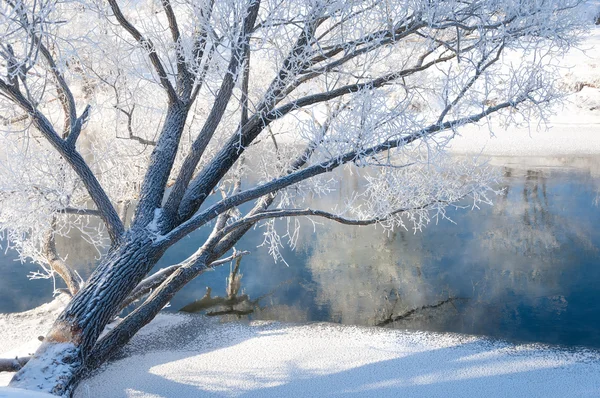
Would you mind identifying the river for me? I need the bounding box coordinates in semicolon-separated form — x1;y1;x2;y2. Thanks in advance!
1;156;599;348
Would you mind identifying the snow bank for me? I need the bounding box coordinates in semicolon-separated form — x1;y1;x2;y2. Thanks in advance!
0;296;70;396
0;388;54;397
0;296;68;388
1;299;600;397
63;314;600;398
449;27;600;156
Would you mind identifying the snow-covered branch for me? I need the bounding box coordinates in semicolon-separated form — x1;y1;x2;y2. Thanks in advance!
162;94;528;246
106;0;179;103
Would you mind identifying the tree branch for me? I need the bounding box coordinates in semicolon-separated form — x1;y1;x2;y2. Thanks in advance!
2;0;89;141
58;207;102;217
0;79;125;244
130;1;262;231
162;0;261;224
179;287;249;313
65;104;91;148
115;105;157;146
107;0;178;103
163;95;526;247
161;0;191;95
0;113;28;126
34;38;77;136
117;250;250;312
0;357;30;372
268;53;457;120
189;0;215;99
175;50;458;224
171;14;322;222
43;218;82;296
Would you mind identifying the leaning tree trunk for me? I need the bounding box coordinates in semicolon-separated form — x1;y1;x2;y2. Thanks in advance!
9;231;165;396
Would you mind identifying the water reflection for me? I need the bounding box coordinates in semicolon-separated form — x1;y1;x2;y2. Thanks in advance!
242;157;600;348
280;158;600;347
1;157;600;348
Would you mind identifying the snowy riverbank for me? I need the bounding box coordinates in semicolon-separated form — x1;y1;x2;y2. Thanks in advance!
1;303;600;397
449;27;600;156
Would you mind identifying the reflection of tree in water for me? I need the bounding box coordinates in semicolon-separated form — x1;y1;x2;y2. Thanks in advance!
294;163;600;344
476;166;595;289
487;168;594;258
443;165;599;341
301;222;459;327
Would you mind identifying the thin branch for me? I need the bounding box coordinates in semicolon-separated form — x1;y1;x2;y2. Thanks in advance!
0;113;28;125
189;0;215;99
43;218;82;295
65;104;91;148
269;53;457;120
58;207;102;217
161;0;191;95
213;200;453;244
34;39;77;136
240;51;251;127
2;0;85;138
119;200;131;224
437;44;505;124
163;96;527;247
117;250;250;312
0;78;125;243
107;0;178;103
115;106;157;146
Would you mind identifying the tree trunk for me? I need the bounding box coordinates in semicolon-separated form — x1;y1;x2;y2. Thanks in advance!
9;232;164;396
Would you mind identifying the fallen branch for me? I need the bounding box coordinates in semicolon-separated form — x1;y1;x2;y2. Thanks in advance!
0;357;30;372
206;309;254;317
179;287;250;313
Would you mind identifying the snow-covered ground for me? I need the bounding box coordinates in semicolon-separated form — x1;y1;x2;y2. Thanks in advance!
1;307;600;397
0;298;68;397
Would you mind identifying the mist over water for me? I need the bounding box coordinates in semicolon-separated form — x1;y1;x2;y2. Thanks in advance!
1;156;600;348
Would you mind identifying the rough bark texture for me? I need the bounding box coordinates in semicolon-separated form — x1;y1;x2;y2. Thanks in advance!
10;233;165;395
132;104;190;228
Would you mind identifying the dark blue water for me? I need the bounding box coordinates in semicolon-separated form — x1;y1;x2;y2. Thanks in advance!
2;157;600;348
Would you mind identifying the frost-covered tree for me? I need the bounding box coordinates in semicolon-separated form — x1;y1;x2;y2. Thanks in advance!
0;0;587;395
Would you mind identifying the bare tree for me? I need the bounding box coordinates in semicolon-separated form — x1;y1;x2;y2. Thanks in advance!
0;0;586;395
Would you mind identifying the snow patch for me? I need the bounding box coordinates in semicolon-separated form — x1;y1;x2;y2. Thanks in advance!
0;295;68;360
146;208;163;234
2;306;600;397
0;387;55;397
9;342;78;395
73;314;600;398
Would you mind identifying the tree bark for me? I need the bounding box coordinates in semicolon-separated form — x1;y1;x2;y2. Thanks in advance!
9;233;165;395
